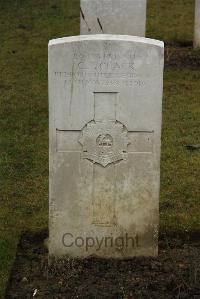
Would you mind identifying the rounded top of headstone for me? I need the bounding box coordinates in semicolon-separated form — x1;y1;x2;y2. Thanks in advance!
48;34;164;49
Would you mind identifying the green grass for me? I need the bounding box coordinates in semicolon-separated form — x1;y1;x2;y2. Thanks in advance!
0;0;199;297
147;0;195;42
161;69;200;232
0;1;79;296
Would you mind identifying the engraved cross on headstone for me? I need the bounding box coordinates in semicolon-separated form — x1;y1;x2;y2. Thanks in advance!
56;92;154;226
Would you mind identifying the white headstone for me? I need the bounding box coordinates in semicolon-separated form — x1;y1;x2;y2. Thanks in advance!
49;35;164;258
80;0;146;36
194;0;200;48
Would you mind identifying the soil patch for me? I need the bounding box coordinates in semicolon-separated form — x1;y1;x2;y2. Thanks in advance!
6;230;200;299
164;41;200;69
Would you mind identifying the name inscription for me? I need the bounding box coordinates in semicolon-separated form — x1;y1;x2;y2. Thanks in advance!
54;50;145;87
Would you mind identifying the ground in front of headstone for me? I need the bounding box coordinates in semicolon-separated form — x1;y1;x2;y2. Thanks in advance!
6;230;200;299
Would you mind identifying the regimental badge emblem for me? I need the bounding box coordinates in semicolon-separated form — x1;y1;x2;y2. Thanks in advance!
79;120;129;167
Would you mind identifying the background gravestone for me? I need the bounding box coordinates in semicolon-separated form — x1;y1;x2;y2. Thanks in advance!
194;0;200;47
80;0;146;36
48;35;164;258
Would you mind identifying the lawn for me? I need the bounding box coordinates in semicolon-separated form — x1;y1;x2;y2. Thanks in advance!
0;0;199;297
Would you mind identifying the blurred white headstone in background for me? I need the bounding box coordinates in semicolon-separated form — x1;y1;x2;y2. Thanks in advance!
194;0;200;47
80;0;146;36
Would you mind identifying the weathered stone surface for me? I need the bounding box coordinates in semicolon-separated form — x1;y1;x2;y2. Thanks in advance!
194;0;200;48
48;35;164;258
80;0;146;36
